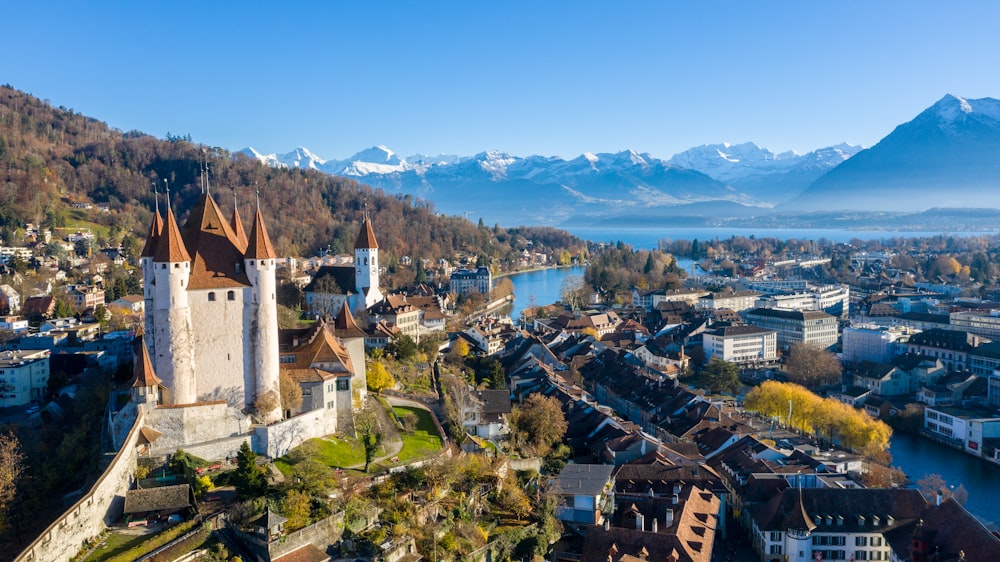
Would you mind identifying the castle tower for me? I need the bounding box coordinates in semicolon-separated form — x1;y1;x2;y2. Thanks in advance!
140;208;163;358
354;210;382;309
245;206;281;423
151;205;197;404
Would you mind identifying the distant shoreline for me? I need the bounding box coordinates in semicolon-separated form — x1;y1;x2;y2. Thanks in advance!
495;263;584;279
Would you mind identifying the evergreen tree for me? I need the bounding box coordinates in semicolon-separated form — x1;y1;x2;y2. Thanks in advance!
234;441;266;496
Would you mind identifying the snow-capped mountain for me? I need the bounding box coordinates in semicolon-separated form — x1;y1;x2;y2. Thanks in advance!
789;94;1000;211
668;142;862;202
239;139;864;225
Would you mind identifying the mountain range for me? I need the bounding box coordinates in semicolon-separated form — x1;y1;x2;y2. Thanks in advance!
240;94;1000;227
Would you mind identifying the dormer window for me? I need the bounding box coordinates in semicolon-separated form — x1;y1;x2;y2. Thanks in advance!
235;262;242;274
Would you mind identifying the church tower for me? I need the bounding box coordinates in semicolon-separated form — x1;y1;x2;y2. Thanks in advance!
354;210;382;309
245;205;282;423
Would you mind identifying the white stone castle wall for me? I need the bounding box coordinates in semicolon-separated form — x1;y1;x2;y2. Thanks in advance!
146;402;248;458
248;258;281;423
254;408;338;459
188;287;252;408
15;411;143;562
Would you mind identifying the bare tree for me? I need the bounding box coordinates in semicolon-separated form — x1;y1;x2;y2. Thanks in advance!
0;432;24;530
786;342;842;388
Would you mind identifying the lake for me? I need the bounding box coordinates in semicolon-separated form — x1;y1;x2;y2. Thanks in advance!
564;226;998;250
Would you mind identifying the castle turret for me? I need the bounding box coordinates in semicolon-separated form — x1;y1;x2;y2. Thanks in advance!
785;488;817;562
131;329;163;406
231;205;249;249
152;206;196;404
140;209;163;357
333;300;368;409
354;211;382;309
245;206;281;423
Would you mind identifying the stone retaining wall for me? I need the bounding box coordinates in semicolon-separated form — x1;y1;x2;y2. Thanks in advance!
16;410;144;562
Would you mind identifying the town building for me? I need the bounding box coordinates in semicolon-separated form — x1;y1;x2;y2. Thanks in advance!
841;325;912;364
743;308;839;350
303;212;384;315
702;325;777;365
449;266;492;295
0;349;50;407
697;289;761;313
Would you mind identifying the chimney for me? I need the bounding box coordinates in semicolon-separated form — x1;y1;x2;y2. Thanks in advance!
652;517;658;533
664;509;674;528
648;487;655;497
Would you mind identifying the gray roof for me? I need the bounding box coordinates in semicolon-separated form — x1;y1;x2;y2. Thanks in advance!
123;484;192;514
556;463;615;496
478;390;512;415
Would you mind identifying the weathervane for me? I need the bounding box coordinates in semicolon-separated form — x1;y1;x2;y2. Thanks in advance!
164;178;171;211
152;180;159;214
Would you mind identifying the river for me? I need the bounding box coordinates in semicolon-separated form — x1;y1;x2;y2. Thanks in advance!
889;432;1000;525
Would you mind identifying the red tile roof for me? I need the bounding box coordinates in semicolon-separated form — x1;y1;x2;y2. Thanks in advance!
131;335;162;388
245;207;277;260
140;210;163;258
154;207;191;263
354;215;379;250
230;207;249;249
181;194;250;289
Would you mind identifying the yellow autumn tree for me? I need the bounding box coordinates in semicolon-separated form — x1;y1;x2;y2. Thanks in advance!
366;361;395;395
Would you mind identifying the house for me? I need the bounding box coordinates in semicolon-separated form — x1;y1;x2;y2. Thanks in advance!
66;285;105;310
885;498;1000;561
696;289;761;313
841;325;913;364
21;295;55;320
538;310;622;337
122;484;195;524
923;405;1000;457
554;463;616;525
463;389;512;439
111;294;145;314
0;284;20;315
750;488;926;562
0;315;28;332
852;361;912;397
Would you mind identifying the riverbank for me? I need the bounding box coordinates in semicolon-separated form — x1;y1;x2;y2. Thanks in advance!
494;263;584;279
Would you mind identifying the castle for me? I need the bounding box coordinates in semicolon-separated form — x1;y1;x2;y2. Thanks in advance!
125;191;366;460
140;192;282;422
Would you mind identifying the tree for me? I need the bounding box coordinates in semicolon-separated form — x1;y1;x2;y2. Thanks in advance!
786;343;842;388
387;333;417;361
366;361;395;395
449;338;470;363
53;295;75;318
560;275;587;310
0;432;24;530
233;441;266;496
280;489;311;531
279;370;303;417
252;390;280;420
93;304;110;329
310;275;343;318
509;394;568;457
355;410;383;473
701;358;740;394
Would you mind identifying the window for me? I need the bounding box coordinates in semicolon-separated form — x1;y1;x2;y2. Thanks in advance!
770;531;781;542
855;551;868;561
336;379;349;391
856;537;868;546
327;401;335;409
872;537;882;547
227;291;235;301
208;292;216;301
769;545;782;555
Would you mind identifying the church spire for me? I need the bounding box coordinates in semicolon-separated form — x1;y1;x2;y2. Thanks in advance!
354;208;379;250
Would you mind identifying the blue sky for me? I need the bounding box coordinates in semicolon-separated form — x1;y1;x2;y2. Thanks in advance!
3;1;999;160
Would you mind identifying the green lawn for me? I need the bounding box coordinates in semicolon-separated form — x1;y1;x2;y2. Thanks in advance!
80;532;148;561
275;436;368;475
392;406;443;462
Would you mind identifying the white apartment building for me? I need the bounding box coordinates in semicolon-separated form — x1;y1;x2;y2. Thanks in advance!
697;290;761;313
841;325;913;364
744;308;839;350
753;284;851;319
703;325;777;365
0;349;50;407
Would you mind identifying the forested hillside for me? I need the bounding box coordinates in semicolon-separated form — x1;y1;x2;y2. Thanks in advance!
0;85;585;267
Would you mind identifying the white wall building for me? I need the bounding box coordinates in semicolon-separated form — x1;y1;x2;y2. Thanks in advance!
841;325;912;364
703;325;777;365
0;349;50;407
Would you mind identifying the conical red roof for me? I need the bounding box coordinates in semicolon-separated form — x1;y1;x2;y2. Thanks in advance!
231;207;249;249
140;210;163;258
333;300;367;338
153;206;191;263
245;207;277;260
131;334;162;388
354;215;379;250
181;194;250;289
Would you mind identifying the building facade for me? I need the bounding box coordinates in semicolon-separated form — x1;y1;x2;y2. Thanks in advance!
703;325;778;365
